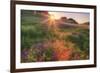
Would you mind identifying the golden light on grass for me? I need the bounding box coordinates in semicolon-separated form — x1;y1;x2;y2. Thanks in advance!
46;14;56;29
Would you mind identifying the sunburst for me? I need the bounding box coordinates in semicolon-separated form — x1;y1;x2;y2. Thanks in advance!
42;14;57;29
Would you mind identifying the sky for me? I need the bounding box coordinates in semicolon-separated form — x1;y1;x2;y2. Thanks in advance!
49;11;90;24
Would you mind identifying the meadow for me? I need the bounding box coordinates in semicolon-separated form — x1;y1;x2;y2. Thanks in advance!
21;10;89;63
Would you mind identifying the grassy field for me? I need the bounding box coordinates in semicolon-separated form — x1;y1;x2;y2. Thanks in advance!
21;10;89;63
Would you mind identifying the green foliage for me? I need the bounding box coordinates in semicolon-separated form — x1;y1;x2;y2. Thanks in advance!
43;48;53;61
21;13;47;49
21;25;47;49
27;50;37;62
67;29;89;51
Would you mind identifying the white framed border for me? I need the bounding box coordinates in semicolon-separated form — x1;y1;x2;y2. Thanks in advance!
15;4;94;69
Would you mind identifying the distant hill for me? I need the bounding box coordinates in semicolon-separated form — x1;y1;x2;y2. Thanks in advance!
67;18;78;24
60;17;78;24
58;17;79;28
60;17;68;22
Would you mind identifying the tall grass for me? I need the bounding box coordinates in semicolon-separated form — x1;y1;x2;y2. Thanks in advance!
21;10;89;62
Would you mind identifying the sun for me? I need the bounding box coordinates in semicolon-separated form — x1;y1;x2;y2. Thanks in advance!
49;14;55;21
49;12;60;20
47;14;56;25
41;13;57;29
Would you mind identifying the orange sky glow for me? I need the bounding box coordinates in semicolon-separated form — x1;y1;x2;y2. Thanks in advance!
49;11;90;24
